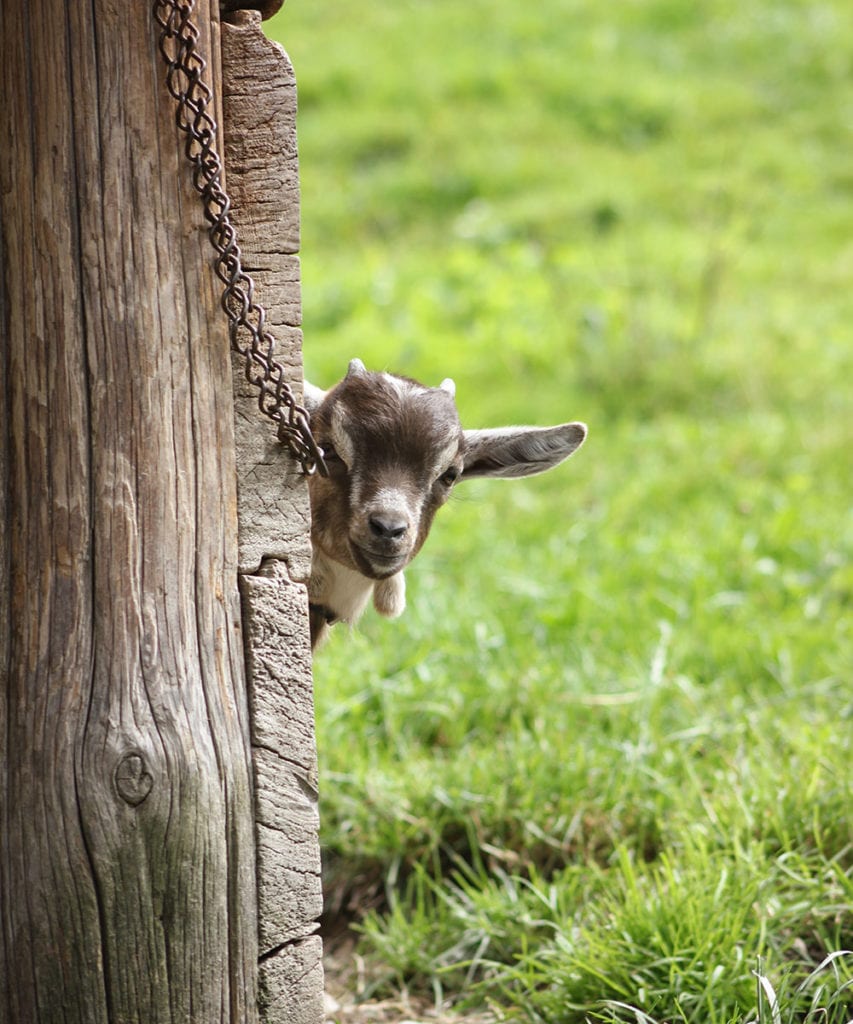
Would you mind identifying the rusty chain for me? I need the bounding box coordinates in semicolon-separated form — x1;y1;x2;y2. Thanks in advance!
152;0;327;477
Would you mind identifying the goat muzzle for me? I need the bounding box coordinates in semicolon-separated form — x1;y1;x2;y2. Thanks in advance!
349;538;412;580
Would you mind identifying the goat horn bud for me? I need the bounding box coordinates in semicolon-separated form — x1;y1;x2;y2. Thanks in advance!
440;377;456;398
347;357;366;378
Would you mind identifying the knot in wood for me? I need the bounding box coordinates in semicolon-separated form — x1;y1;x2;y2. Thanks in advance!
115;753;154;807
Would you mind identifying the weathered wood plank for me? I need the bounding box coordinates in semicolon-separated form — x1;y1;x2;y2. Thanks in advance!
223;9;312;582
0;1;258;1020
222;11;324;1024
260;938;325;1024
240;566;321;954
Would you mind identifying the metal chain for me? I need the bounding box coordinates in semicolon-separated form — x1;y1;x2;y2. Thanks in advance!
152;0;327;477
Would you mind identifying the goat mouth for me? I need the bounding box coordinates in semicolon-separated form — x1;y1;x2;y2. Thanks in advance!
349;542;409;579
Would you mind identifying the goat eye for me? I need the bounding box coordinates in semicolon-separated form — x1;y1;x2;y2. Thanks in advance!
320;443;345;470
438;466;460;487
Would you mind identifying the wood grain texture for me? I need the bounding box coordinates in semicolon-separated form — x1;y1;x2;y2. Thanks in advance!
260;938;325;1024
223;9;312;582
222;12;323;1024
240;566;321;954
0;1;258;1021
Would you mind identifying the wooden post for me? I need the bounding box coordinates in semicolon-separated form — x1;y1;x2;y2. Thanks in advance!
0;1;259;1020
221;12;324;1023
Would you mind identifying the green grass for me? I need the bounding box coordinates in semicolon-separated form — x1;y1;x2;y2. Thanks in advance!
265;0;853;1020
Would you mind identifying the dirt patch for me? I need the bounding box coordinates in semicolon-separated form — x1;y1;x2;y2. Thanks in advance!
323;935;496;1024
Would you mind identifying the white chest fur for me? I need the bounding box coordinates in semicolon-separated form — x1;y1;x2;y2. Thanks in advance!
308;549;373;625
308;548;407;626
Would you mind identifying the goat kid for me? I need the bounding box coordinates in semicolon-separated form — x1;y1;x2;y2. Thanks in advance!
303;358;587;649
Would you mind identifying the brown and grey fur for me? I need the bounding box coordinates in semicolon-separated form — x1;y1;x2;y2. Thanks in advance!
304;358;587;648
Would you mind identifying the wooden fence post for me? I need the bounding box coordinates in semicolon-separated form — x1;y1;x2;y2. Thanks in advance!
0;0;313;1019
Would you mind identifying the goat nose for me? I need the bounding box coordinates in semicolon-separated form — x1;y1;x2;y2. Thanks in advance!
368;514;408;541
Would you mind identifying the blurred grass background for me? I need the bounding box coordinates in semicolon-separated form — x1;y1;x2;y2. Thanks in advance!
265;1;852;1021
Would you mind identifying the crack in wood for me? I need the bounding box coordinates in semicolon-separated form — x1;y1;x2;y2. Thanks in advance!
258;930;321;966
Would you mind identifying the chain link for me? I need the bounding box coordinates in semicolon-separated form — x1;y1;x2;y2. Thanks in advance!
153;0;327;477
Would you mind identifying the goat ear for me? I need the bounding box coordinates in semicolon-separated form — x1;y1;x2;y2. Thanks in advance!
461;422;587;480
302;381;327;418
